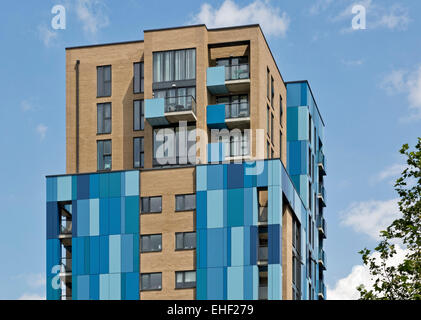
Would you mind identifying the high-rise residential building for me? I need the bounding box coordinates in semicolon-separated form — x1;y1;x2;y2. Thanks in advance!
46;24;327;300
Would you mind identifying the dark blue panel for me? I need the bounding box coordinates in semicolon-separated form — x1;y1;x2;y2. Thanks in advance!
99;235;109;274
109;197;121;235
207;164;224;190
77;174;90;200
125;272;140;300
89;174;100;199
196;191;207;229
227;163;244;189
46;202;59;239
268;224;280;264
89;274;99;300
89;236;100;275
99;198;110;236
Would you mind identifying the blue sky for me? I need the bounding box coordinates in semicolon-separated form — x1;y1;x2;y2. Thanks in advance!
0;0;420;299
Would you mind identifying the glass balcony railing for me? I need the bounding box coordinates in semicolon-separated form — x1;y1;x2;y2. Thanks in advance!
258;207;268;224
225;102;250;119
258;246;268;262
258;286;268;300
317;215;327;238
224;64;250;81
318;150;327;174
318;184;326;205
164;95;196;115
319;248;327;269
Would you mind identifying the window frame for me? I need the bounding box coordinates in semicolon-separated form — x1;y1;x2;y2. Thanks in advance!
175;194;196;212
175;270;196;289
97;102;112;135
133;137;144;169
175;232;196;251
97;139;112;171
133;62;144;94
141;196;162;214
141;234;162;253
97;65;112;98
133;100;144;131
141;272;162;291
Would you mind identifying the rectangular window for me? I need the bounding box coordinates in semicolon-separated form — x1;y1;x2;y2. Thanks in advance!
141;196;162;214
134;62;144;94
267;106;270;138
133;100;144;131
175;271;196;289
271;114;274;143
97;103;111;134
267;141;270;159
133;137;144;168
141;273;162;291
216;94;249;119
97;65;111;97
280;131;283;158
228;132;249;157
175;232;196;250
216;56;249;80
97;140;111;171
267;68;270;99
280;95;283;126
153;49;196;83
271;76;274;106
141;234;162;252
175;194;196;211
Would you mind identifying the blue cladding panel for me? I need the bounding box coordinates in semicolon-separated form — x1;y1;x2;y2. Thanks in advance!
227;189;244;227
197;191;207;229
196;166;207;192
208;142;225;163
207;190;223;228
109;173;121;198
227;266;244;300
77;175;90;200
77;275;90;300
207;164;224;190
207;228;226;268
197;269;207;300
109;235;121;273
99;173;110;198
57;176;72;201
46;177;57;202
99;198;109;236
125;196;139;234
207;104;227;129
109;197;121;235
89;236;100;274
125;171;139;196
77;200;90;237
125;273;139;300
89;199;99;236
46;202;59;239
145;98;169;126
231;227;244;266
227;163;244;189
89;174;100;199
121;234;134;273
99;236;109;274
207;267;224;299
90;275;99;300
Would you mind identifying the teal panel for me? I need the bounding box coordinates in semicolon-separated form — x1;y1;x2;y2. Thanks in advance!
125;196;139;234
227;188;244;227
196;268;207;300
227;266;244;300
125;171;139;196
89;173;100;199
231;227;244;267
57;176;72;201
207;190;224;228
89;199;99;236
99;173;110;198
109;172;121;198
109;235;121;273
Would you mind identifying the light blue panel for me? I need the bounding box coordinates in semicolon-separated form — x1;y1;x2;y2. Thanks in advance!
109;273;121;300
207;190;224;228
77;200;90;237
208;142;225;163
196;166;207;192
125;171;139;196
268;264;282;300
99;274;110;300
268;186;281;225
252;188;258;226
57;176;72;201
109;235;121;273
231;227;244;267
77;275;90;300
89;199;99;236
227;266;244;300
145;98;169;126
206;66;228;94
252;265;259;300
270;160;281;186
243;188;253;226
297;107;309;141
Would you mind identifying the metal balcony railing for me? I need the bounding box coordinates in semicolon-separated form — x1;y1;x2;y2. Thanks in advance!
164;95;196;115
318;184;327;205
60;221;72;235
225;102;250;119
60;257;72;273
224;64;250;81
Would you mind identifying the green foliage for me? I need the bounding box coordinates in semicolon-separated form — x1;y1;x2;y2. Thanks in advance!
358;138;421;300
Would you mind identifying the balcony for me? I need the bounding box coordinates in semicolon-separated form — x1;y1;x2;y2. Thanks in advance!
207;64;250;95
318;184;326;207
318;248;327;270
317;215;327;238
258;207;268;225
318;150;327;176
318;281;326;300
206;102;250;129
145;96;197;126
258;286;268;300
258;246;268;265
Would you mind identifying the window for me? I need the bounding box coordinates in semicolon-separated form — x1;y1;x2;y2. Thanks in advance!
141;196;162;213
97;65;111;97
175;271;196;289
280;95;283;126
175;232;196;250
97;103;111;134
153;49;196;83
267;68;270;99
216;56;249;80
133;137;144;168
175;194;196;211
154;87;196;113
267;141;270;159
133;100;144;131
134;62;144;94
97;140;111;171
271;76;274;106
271;114;274;143
216;95;249;119
141;234;162;252
267;105;270;138
280;131;283;158
228;132;249;157
141;273;162;291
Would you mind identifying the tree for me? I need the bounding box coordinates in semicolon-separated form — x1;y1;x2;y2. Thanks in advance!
357;138;421;300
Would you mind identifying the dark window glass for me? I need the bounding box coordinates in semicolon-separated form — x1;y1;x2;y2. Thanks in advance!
133;100;144;131
175;194;196;211
141;234;162;252
175;232;196;250
175;271;196;289
271;76;274;105
141;273;162;291
97;140;111;171
134;137;144;168
141;196;162;213
97;66;111;97
97;103;111;134
134;62;144;94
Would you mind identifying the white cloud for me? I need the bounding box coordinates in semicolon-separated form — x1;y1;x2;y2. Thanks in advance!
381;66;421;121
327;244;409;300
192;0;290;37
36;124;48;141
75;0;109;38
371;163;406;184
18;293;45;300
340;199;400;240
21;100;34;112
38;24;58;47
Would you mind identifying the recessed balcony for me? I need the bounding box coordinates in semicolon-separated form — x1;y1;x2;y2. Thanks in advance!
207;64;250;95
318;150;327;176
318;184;326;207
317;215;327;238
318;282;326;300
318;248;327;270
145;96;197;126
